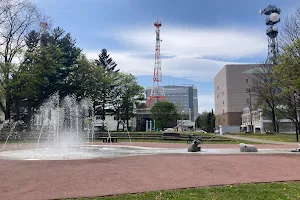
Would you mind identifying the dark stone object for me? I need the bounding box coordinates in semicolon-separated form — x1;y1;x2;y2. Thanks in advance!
188;136;202;152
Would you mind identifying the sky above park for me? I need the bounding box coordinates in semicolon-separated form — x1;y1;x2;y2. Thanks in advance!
35;0;300;113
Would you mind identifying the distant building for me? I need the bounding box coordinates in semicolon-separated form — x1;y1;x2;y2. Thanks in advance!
146;85;199;121
241;107;296;133
214;64;260;131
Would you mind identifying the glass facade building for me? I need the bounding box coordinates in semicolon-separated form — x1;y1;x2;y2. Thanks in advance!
146;85;198;121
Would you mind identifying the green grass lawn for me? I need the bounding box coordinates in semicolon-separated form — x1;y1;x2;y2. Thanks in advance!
0;134;261;145
109;138;261;144
230;132;299;143
67;182;300;200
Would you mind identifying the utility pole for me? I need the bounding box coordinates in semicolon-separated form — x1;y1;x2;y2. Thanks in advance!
294;91;299;142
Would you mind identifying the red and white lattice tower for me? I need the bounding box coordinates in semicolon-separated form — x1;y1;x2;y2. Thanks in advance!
147;20;167;107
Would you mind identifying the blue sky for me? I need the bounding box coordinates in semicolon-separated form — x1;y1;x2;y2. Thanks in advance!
35;0;300;113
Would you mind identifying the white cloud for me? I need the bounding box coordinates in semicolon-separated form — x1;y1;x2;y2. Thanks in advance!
86;25;266;82
85;50;243;82
115;26;267;59
198;94;215;114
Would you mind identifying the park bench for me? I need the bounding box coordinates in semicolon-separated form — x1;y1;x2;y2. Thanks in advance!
162;132;180;140
101;137;118;143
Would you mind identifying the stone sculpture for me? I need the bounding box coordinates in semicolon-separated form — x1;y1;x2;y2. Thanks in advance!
188;136;202;152
239;143;258;152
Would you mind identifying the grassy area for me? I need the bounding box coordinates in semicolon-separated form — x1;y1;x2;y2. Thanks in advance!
0;138;261;145
230;132;298;143
96;138;261;144
68;182;300;200
0;132;263;145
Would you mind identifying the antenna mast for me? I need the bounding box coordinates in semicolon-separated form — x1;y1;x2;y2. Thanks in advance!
260;5;281;64
147;20;167;107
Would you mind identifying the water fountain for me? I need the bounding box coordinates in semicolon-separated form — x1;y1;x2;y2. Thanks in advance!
0;94;299;160
33;93;94;148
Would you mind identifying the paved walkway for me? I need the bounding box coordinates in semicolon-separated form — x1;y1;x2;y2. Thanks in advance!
221;134;299;145
1;142;300;200
1;154;300;200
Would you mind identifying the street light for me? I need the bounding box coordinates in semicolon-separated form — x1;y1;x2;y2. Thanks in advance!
294;91;299;142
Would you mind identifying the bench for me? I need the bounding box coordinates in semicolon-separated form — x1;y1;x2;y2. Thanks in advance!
102;137;118;143
162;132;180;140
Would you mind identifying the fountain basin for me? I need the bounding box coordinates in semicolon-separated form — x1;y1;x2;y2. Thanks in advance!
0;145;299;160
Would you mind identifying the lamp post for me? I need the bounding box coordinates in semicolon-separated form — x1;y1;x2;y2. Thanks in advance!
294;91;299;142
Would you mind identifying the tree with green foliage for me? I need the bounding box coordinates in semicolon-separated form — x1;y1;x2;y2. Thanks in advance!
0;0;41;120
51;28;82;97
150;101;178;130
95;49;119;73
4;26;83;127
177;113;190;120
250;62;280;132
11;30;65;125
195;110;215;132
94;49;119;119
274;38;300;141
195;111;207;130
70;54;99;100
111;73;144;130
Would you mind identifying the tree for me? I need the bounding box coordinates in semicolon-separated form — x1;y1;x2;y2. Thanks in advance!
195;110;215;132
279;7;300;49
196;111;207;130
0;0;41;120
5;26;84;127
150;101;178;130
274;38;300;141
135;102;147;109
95;49;119;73
11;31;65;126
249;62;280;132
177;113;189;120
94;49;119;119
70;54;98;100
52;28;81;97
207;109;216;133
111;73;144;130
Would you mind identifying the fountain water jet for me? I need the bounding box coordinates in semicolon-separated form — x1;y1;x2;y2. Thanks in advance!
33;93;94;149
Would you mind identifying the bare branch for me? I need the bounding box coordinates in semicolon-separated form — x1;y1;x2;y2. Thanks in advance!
279;7;300;50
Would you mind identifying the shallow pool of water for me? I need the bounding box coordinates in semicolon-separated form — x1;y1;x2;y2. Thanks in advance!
0;145;298;160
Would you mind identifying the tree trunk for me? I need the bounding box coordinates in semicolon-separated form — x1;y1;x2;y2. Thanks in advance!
271;109;277;132
117;121;120;131
295;121;299;142
5;95;11;120
23;111;32;131
101;101;105;120
126;108;129;131
15;97;20;120
127;119;129;131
